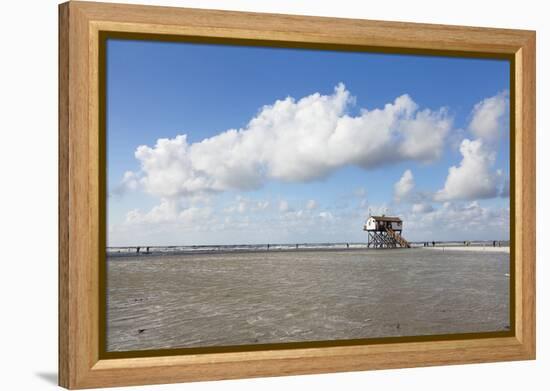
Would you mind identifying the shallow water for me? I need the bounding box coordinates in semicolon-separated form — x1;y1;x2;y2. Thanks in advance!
106;248;510;352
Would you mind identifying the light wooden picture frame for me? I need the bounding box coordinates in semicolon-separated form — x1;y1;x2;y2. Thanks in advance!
59;1;536;389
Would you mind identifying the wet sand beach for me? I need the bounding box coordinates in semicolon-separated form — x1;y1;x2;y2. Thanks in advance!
424;246;510;253
106;248;510;352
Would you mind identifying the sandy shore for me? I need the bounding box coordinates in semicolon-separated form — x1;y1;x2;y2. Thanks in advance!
106;248;510;352
423;246;510;253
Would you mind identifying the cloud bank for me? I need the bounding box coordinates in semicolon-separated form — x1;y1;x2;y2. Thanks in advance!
403;201;509;241
126;198;213;225
127;84;452;198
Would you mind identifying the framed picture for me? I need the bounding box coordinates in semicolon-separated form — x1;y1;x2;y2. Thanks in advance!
58;1;536;389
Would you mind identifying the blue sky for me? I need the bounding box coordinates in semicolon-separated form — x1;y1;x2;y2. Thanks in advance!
107;39;510;246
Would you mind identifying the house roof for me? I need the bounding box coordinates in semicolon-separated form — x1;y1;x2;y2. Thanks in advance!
370;215;402;222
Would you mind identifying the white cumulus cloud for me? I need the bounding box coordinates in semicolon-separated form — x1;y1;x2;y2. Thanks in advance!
435;139;499;201
394;169;415;202
433;92;509;203
412;203;434;214
123;84;452;198
469;91;508;141
110;171;140;196
224;196;270;214
319;211;334;220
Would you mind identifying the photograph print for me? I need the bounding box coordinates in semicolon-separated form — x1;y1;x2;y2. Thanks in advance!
106;39;511;353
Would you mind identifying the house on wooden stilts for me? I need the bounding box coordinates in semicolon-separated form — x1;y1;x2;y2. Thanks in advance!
363;215;411;248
